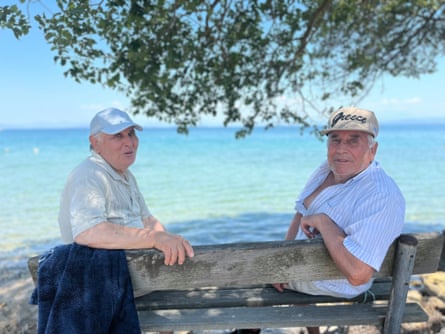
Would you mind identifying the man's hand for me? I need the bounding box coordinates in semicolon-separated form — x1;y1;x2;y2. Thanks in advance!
300;214;329;239
150;231;194;266
272;283;288;292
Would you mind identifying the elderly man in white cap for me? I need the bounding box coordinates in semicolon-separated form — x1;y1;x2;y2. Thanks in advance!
59;108;194;266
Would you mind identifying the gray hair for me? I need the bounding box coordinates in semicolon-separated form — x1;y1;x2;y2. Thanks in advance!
326;133;376;148
90;133;102;152
368;135;376;148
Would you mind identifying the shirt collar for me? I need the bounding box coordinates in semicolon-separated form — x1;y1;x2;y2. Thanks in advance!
343;160;377;184
321;160;377;184
90;151;129;183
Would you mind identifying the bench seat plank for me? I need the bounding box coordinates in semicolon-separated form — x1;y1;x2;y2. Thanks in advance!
138;303;428;331
135;280;393;310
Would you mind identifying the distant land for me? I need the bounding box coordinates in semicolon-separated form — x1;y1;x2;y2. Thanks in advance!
1;117;445;132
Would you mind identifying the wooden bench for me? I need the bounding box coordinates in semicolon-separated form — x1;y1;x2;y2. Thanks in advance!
28;232;445;333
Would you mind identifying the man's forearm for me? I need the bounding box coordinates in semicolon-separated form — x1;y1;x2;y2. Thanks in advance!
143;215;166;232
321;222;374;286
74;221;155;249
305;214;374;286
285;212;302;240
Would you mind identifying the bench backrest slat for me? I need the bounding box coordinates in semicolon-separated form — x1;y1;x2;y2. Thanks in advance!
125;232;443;295
28;232;444;297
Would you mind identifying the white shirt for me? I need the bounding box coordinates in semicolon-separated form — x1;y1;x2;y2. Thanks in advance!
58;152;151;243
293;160;405;298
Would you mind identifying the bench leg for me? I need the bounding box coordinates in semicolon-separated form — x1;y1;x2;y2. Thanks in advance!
383;234;418;334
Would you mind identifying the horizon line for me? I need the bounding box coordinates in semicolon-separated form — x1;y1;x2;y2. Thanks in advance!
1;117;445;131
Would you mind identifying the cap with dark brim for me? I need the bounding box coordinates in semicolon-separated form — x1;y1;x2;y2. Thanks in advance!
321;107;379;138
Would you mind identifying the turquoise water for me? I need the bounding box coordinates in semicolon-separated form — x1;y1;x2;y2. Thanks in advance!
1;124;444;267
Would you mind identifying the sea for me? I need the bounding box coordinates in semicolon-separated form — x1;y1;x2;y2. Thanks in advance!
1;123;444;269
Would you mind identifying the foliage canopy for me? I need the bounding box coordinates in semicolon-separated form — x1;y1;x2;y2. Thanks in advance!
0;3;30;38
2;1;445;135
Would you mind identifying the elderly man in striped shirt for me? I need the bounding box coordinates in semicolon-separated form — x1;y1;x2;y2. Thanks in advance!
273;106;405;334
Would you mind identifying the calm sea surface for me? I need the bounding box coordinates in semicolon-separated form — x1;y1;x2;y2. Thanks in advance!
1;123;444;268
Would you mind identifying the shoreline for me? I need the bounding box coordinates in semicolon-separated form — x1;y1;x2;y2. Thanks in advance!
1;264;444;334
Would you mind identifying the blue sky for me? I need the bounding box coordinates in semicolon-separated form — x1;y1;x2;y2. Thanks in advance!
1;8;444;129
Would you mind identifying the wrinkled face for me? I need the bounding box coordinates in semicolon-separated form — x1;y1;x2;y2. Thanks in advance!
327;130;377;183
89;127;139;174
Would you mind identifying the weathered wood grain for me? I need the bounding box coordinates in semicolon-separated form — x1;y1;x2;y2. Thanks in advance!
137;303;427;331
124;232;443;295
135;281;393;310
28;232;443;295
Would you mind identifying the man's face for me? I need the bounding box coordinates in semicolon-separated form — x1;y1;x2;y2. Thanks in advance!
327;130;377;183
90;127;139;174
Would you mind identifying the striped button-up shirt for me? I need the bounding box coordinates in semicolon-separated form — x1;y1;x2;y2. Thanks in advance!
294;160;405;298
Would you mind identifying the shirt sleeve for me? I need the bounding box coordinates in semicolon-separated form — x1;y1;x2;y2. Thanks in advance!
69;175;109;239
342;191;405;271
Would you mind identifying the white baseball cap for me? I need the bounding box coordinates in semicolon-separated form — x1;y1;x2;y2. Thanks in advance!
320;107;379;138
90;108;143;136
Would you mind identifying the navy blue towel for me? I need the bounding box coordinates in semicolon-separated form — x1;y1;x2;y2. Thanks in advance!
30;243;140;334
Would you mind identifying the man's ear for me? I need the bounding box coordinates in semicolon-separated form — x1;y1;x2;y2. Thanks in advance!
89;135;98;152
372;142;379;155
